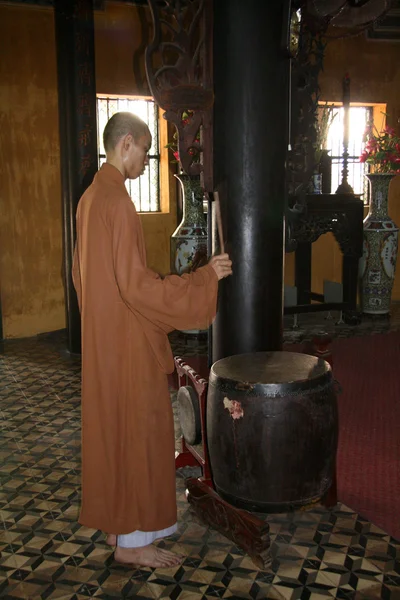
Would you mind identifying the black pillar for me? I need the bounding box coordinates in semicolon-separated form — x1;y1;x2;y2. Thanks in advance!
212;0;289;362
54;0;98;354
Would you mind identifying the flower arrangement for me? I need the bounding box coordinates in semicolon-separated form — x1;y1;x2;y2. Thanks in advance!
165;110;201;165
360;119;400;174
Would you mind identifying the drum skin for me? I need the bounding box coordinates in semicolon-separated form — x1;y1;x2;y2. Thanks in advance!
177;385;202;445
206;351;338;512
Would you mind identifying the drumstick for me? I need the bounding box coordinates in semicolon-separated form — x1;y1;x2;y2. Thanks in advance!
213;191;225;254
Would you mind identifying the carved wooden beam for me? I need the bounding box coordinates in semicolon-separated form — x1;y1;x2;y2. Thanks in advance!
145;0;214;190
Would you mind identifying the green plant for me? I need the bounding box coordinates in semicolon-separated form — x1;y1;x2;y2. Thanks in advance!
314;102;337;165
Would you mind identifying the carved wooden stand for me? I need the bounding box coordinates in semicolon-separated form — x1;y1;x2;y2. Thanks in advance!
174;357;272;570
186;478;272;570
174;337;339;569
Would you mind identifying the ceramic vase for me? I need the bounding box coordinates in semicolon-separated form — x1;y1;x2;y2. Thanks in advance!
360;173;398;315
311;173;322;194
171;173;208;333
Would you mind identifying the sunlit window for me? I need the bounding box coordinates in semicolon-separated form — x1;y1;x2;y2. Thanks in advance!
97;96;160;212
325;106;372;202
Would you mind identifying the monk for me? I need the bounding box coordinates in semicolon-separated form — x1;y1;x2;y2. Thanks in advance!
72;112;232;569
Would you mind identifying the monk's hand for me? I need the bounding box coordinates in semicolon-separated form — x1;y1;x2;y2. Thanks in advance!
209;253;232;281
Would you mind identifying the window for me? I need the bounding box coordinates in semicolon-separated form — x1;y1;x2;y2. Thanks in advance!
325;106;372;202
97;96;160;212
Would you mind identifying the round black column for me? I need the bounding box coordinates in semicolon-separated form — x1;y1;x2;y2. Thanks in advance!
212;0;289;362
54;0;98;355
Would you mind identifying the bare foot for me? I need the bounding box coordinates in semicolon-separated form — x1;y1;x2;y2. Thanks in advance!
106;534;117;546
114;544;183;568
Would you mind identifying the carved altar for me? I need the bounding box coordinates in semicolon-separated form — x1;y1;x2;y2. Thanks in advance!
285;193;364;322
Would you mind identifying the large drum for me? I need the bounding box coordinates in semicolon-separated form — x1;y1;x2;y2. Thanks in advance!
206;351;338;512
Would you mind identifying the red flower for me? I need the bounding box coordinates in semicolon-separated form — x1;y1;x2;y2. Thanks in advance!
384;125;396;136
166;109;201;167
360;117;400;173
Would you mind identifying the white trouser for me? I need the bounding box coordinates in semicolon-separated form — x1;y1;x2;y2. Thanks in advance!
117;522;177;548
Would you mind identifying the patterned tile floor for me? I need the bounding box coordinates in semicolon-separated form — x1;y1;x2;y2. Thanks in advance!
1;310;400;599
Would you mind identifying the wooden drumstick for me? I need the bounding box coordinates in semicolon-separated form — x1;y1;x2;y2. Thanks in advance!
213;191;225;254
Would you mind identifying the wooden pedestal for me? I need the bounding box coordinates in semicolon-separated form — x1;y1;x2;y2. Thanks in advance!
186;477;271;570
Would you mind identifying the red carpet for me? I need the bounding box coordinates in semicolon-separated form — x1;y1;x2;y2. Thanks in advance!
332;331;400;540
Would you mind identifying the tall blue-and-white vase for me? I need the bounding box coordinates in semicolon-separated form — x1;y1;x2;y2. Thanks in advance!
360;173;398;314
171;173;208;333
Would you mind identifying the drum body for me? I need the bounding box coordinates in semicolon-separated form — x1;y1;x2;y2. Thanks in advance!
206;351;338;512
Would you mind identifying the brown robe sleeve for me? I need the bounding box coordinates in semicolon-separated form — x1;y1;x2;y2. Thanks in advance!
111;197;219;333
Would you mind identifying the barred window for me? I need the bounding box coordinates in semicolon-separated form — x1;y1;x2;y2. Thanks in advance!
97;96;160;212
326;106;372;203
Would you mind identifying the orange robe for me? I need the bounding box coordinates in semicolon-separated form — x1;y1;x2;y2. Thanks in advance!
72;163;218;534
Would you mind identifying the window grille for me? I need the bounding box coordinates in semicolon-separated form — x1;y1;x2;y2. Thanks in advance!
325;106;372;203
97;96;160;212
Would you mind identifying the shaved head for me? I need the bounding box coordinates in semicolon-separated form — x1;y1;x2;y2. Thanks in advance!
103;112;150;153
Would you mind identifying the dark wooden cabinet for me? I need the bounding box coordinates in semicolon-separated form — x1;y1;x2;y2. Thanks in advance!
285;194;364;322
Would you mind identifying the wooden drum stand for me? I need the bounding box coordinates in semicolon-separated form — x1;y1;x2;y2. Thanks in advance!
174;356;272;569
174;335;338;570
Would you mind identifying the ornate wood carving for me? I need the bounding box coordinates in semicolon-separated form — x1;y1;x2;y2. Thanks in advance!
186;478;272;570
145;0;214;189
292;212;360;256
287;17;327;200
285;6;329;252
174;356;208;396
